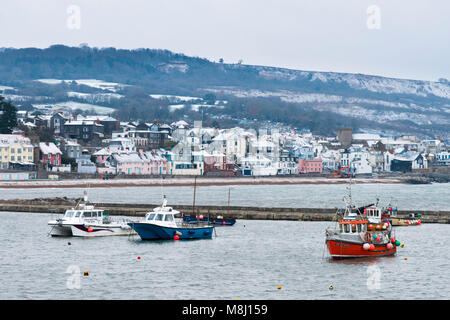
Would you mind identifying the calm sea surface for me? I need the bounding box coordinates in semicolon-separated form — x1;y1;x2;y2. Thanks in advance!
0;183;449;299
0;211;449;299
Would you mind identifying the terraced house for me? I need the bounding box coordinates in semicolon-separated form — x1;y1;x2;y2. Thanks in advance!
98;150;168;175
0;134;34;170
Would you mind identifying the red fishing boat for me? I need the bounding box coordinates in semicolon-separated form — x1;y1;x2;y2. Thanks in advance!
325;182;403;259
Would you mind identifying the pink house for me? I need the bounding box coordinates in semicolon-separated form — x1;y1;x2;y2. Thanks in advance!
298;158;323;174
39;142;62;167
93;148;110;165
98;151;168;175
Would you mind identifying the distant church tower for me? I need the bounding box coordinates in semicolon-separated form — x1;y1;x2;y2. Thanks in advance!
337;128;353;149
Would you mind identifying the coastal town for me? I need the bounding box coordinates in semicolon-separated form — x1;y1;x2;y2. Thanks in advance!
1;108;449;182
1;0;450;306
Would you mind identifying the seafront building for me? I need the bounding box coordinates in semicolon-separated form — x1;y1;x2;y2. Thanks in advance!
0;134;34;170
1;108;448;179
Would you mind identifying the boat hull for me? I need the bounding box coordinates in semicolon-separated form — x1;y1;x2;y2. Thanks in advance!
48;224;73;236
182;216;236;226
129;222;214;240
70;224;136;237
326;239;396;258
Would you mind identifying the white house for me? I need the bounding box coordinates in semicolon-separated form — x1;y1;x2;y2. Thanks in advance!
340;148;373;175
239;155;278;176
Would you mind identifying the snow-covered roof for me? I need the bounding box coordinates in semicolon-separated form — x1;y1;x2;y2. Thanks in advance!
171;120;189;127
352;133;381;140
64;120;103;126
0;134;32;146
393;151;422;161
39;142;62;154
77;115;118;122
111;151;167;163
65;140;80;147
93;148;110;156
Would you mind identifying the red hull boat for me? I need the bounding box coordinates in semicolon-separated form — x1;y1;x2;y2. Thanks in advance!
325;182;403;259
326;239;397;258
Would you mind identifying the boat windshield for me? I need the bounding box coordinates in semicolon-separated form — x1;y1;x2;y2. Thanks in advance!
164;214;174;222
64;210;75;218
83;211;92;218
147;213;156;221
75;211;82;217
155;214;164;221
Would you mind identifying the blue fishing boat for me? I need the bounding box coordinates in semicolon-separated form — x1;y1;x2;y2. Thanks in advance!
182;215;236;226
128;197;214;240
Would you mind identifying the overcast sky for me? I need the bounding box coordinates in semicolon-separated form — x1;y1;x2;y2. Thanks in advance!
1;0;448;81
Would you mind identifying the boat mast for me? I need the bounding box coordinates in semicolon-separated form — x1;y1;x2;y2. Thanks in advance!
227;187;231;217
344;162;354;216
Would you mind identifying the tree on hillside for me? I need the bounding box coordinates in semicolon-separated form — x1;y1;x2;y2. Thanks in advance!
0;96;18;134
204;93;216;105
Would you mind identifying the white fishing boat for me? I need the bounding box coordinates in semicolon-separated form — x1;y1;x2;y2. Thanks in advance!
47;191;136;237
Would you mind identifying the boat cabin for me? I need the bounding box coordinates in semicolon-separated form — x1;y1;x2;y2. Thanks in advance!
63;207;105;222
383;207;398;218
144;206;180;228
339;220;367;234
364;207;382;223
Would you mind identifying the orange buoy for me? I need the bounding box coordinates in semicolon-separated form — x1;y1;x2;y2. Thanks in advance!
174;235;180;240
137;256;141;260
88;227;93;232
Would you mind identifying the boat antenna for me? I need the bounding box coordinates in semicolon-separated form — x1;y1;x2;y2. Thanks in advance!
160;174;164;204
162;195;167;208
193;176;198;224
